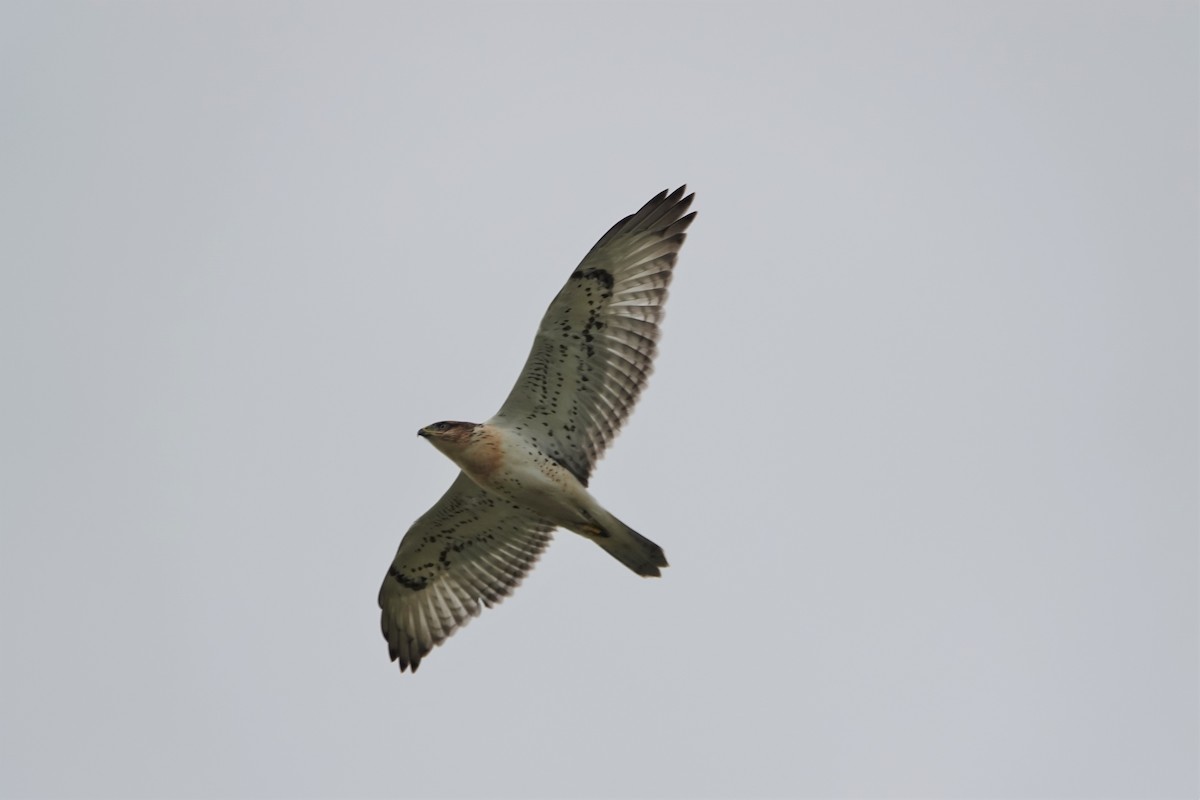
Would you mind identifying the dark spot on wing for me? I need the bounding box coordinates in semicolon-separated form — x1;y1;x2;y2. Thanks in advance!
570;267;614;289
387;565;429;592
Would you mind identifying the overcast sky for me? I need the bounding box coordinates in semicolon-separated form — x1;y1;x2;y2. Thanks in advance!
1;2;1196;798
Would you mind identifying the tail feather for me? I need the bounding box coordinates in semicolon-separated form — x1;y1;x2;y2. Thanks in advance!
595;518;668;577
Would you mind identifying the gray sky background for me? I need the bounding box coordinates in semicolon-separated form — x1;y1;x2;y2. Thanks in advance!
1;2;1196;798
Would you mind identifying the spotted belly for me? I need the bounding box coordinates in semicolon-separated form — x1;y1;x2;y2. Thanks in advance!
446;424;599;531
486;455;591;528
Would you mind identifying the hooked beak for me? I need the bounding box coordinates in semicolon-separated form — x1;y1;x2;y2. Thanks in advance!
417;428;428;438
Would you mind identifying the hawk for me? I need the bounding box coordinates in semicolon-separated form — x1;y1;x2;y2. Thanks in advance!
379;187;696;671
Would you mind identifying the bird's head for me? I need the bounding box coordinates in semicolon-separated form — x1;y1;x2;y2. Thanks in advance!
417;421;479;453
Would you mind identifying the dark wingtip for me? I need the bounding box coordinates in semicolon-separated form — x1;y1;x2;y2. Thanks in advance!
393;654;419;673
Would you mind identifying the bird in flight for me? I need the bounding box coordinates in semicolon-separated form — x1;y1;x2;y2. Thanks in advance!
379;187;696;672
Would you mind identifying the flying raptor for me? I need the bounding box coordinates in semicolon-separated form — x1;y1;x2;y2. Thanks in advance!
379;187;696;671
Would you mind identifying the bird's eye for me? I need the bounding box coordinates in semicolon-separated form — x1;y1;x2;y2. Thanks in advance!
436;422;450;431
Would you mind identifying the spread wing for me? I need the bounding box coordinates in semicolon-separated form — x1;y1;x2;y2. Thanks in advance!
378;473;555;672
490;187;696;485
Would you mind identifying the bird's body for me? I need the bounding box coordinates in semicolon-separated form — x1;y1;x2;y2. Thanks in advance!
421;420;667;576
379;187;696;671
422;421;598;536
